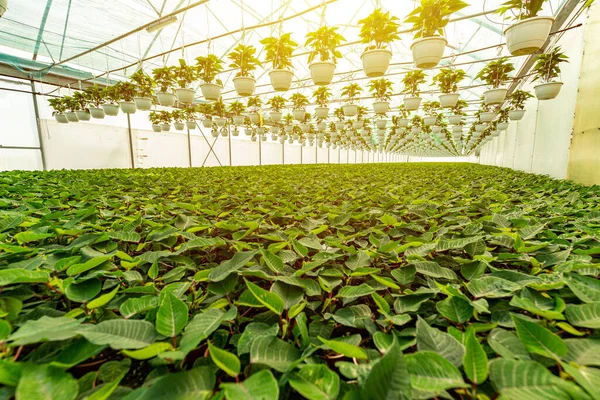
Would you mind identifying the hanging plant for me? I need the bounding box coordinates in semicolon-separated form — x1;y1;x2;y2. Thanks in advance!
100;86;121;117
260;33;298;91
368;78;393;115
476;57;515;104
267;96;286;123
48;97;69;124
72;91;91;121
289;93;309;122
433;68;466;108
228;44;262;96
196;54;224;102
171;109;186;131
305;26;346;85
153;66;177;107
130;69;155;110
405;0;468;69
174;59;198;104
312;86;332;119
149;111;162;131
246;96;262;124
340;83;362;117
531;47;568;100
83;85;107;119
358;8;400;77
401;70;426;111
507;89;533;120
158;110;173;131
114;81;138;114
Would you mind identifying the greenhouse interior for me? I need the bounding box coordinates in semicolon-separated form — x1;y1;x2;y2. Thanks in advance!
1;0;600;399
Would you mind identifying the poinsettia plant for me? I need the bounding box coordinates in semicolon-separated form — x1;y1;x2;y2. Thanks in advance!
305;26;346;64
405;0;469;38
228;44;262;77
358;8;401;50
260;33;298;70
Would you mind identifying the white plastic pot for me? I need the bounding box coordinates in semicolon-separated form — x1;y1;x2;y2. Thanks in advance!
452;125;463;134
293;109;305;121
54;114;69;124
89;107;105;119
300;124;310;133
491;130;501;137
251;136;257;142
119;101;137;114
134;97;153;111
342;104;358;117
309;61;335;85
269;69;293;91
484;88;508;105
279;138;286;144
375;120;387;130
353;121;364;129
509;109;525;121
497;122;509;131
410;36;447;69
475;124;487;132
448;115;462;125
335;121;345;130
432;126;442;134
200;83;222;101
222;130;229;137
152;124;162;132
480;112;497;122
75;111;91;121
315;107;329;119
317;123;327;131
269;111;282;123
439;93;460;108
534;82;563;100
270;126;279;134
161;124;171;132
186;121;196;130
403;96;422;111
65;112;79;122
399;118;409;127
249;113;260;124
202;119;213;129
174;122;185;131
232;115;245;125
233;76;256;97
361;49;392;77
214;117;227;127
176;88;196;104
211;130;219;138
505;16;555;56
232;129;240;137
373;101;389;115
284;125;293;133
423;116;436;126
157;92;176;107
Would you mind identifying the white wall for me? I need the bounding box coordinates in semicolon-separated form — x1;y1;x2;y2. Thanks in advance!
479;17;585;180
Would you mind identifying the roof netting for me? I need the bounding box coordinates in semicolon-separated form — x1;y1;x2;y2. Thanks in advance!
0;0;566;103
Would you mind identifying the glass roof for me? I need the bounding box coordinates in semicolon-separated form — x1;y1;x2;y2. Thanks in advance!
0;0;565;108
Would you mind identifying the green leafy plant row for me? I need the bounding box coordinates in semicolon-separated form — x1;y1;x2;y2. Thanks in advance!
0;164;599;400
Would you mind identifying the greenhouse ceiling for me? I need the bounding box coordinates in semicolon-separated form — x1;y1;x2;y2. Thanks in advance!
0;0;569;104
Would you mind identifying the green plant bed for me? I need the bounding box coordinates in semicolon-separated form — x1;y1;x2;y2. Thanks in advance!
0;163;599;399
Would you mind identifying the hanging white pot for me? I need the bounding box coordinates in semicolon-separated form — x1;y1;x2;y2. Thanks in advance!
221;130;229;137
161;123;171;132
411;126;421;134
175;88;196;104
480;112;497;122
249;113;260;124
261;134;267;141
89;107;105;119
534;82;563;100
423;116;436;126
484;88;508;105
353;121;364;129
309;61;335;85
152;124;162;132
174;122;185;131
279;138;286;144
65;112;79;122
214;117;227;127
504;16;555;56
251;135;257;142
202;119;213;128
232;115;245;125
315;107;329;119
509;109;525;121
361;49;392;77
300;123;310;133
232;129;240;137
119;101;137;114
102;104;119;116
475;124;487;132
271;134;278;141
410;36;447;69
317;123;327;131
288;138;294;144
270;126;279;134
269;69;293;91
157;92;176;107
134;97;153;111
403;96;422;111
491;130;501;137
342;104;358;117
269;110;282;122
439;93;460;108
335;121;345;130
284;125;293;133
293;109;305;121
200;83;222;101
497;122;509;131
373;101;389;115
54;114;69;124
376;120;387;130
432;126;442;134
186;120;196;130
233;76;256;96
447;115;462;125
399;118;410;127
75;110;91;121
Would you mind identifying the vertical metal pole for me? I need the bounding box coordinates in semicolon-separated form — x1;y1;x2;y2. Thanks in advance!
300;144;303;165
228;124;232;167
187;128;192;167
354;150;357;164
258;134;262;166
346;149;349;164
328;147;330;164
315;143;318;164
30;81;47;171
338;148;340;164
282;140;285;165
127;114;135;168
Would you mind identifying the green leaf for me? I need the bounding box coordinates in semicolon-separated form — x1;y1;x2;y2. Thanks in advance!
16;363;78;400
318;336;368;359
87;286;119;310
250;335;301;372
260;249;285;273
14;231;53;244
416;317;465;367
563;339;600;366
512;314;567;359
135;366;215;400
67;256;111;276
406;351;469;392
372;292;390;314
78;319;156;350
487;328;531;360
565;303;600;328
156;291;189;337
244;279;284;315
336;283;375;298
180;308;236;353
65;279;102;303
122;342;173;360
208;342;241;377
119;296;159;318
566;273;600;303
562;363;600;399
209;251;257;282
0;269;49;286
361;337;411;400
289;364;340;400
463;329;488;384
411;261;457;280
221;370;279;400
9;316;83;346
436;296;473;324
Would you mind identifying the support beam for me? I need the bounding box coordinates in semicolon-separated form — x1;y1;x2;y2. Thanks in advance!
30;81;47;171
126;114;135;168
